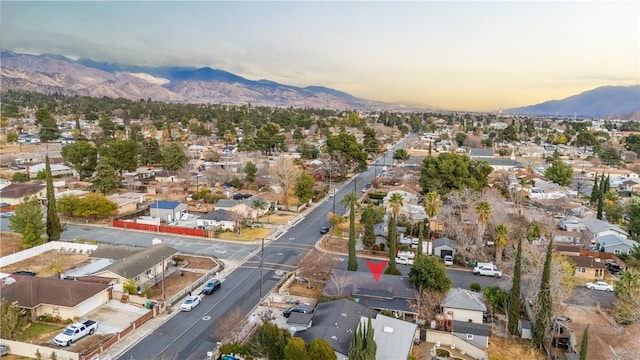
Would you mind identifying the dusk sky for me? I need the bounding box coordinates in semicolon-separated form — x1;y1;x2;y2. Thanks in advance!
2;1;639;111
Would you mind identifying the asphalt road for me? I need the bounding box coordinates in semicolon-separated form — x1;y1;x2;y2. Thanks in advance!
117;139;407;359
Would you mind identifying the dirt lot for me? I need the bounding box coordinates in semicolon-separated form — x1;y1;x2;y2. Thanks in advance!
0;246;89;278
1;232;23;257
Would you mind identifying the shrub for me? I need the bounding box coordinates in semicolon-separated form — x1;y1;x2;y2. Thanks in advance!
384;266;402;275
173;256;184;264
372;244;380;252
379;243;386;251
470;283;482;292
73;238;85;244
12;172;29;183
368;192;388;200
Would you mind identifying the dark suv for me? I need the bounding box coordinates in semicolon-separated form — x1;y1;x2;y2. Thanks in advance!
202;279;221;295
606;262;623;275
283;304;314;318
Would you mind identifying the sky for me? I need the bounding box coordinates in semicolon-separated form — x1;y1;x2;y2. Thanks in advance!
1;1;639;111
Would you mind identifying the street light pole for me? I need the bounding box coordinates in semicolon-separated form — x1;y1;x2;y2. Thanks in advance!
259;238;264;300
161;255;166;300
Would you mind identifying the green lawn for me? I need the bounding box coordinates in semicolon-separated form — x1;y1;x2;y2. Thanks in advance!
16;322;64;342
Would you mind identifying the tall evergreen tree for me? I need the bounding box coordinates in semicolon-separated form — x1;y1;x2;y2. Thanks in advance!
590;173;599;204
604;173;611;193
342;192;359;271
508;237;522;336
579;325;589;360
597;173;605;220
45;156;62;240
417;219;425;259
533;238;554;348
349;315;376;360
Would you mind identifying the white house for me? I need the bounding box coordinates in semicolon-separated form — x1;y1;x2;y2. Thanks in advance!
441;288;487;324
584;218;629;241
559;216;585;232
198;209;236;230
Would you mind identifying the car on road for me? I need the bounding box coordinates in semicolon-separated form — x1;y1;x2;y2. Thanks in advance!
283;304;314;318
0;344;9;356
473;262;502;277
0;212;14;218
328;189;337;197
180;295;202;311
0;202;10;207
443;255;454;266
585;281;614;292
202;280;221;295
320;226;331;234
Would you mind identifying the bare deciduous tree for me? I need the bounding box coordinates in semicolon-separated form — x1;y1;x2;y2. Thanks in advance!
296;250;337;289
408;288;445;325
324;270;355;298
269;156;301;209
212;306;246;343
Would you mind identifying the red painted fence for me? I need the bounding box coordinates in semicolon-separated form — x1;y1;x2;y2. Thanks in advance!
112;220;206;237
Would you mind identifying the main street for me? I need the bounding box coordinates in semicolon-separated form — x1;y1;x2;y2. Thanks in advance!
117;139;405;359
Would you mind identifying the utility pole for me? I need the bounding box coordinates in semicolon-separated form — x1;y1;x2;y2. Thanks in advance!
259;238;264;300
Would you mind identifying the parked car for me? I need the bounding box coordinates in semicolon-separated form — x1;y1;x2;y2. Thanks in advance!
283;304;314;318
0;211;14;218
181;295;202;311
202;280;221;295
328;189;337;197
0;344;9;356
443;255;454;266
555;315;572;322
473;262;502;277
320;226;331;234
585;281;614;292
12;270;36;276
0;202;10;207
396;256;414;265
606;262;623;275
54;320;98;346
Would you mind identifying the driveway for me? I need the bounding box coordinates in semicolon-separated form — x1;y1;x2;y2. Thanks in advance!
86;300;150;334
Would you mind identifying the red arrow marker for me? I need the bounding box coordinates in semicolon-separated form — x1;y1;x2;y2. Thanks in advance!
366;259;388;282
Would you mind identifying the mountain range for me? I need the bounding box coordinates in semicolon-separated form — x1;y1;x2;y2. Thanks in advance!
0;51;395;110
1;50;638;117
506;85;640;119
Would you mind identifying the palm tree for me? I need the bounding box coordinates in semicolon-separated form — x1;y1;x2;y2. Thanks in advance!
423;191;441;239
476;201;492;245
342;192;359;271
494;224;509;265
252;199;267;222
387;193;404;274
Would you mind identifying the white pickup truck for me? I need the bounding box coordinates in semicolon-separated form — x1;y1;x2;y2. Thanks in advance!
54;320;98;346
473;262;502;277
396;256;414;265
397;251;415;259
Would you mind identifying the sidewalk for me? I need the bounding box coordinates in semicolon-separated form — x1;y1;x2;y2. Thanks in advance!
106;259;243;359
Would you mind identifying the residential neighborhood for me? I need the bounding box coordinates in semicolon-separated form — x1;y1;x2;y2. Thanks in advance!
1;95;639;360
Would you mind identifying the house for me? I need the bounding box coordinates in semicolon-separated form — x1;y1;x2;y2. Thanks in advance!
554;244;582;256
451;320;489;349
584;218;629;241
441;288;487;324
153;170;183;183
149;201;188;223
468;147;520;172
382;190;427;220
0;275;111;321
28;163;73;178
566;255;607;280
198;209;236;231
373;217;407;249
553;230;583;245
91;244;178;289
214;198;263;220
324;269;417;317
433;237;456;259
0;182;46;205
108;192;146;215
359;314;418;360
295;298;372;360
596;234;638;256
559;216;585;232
